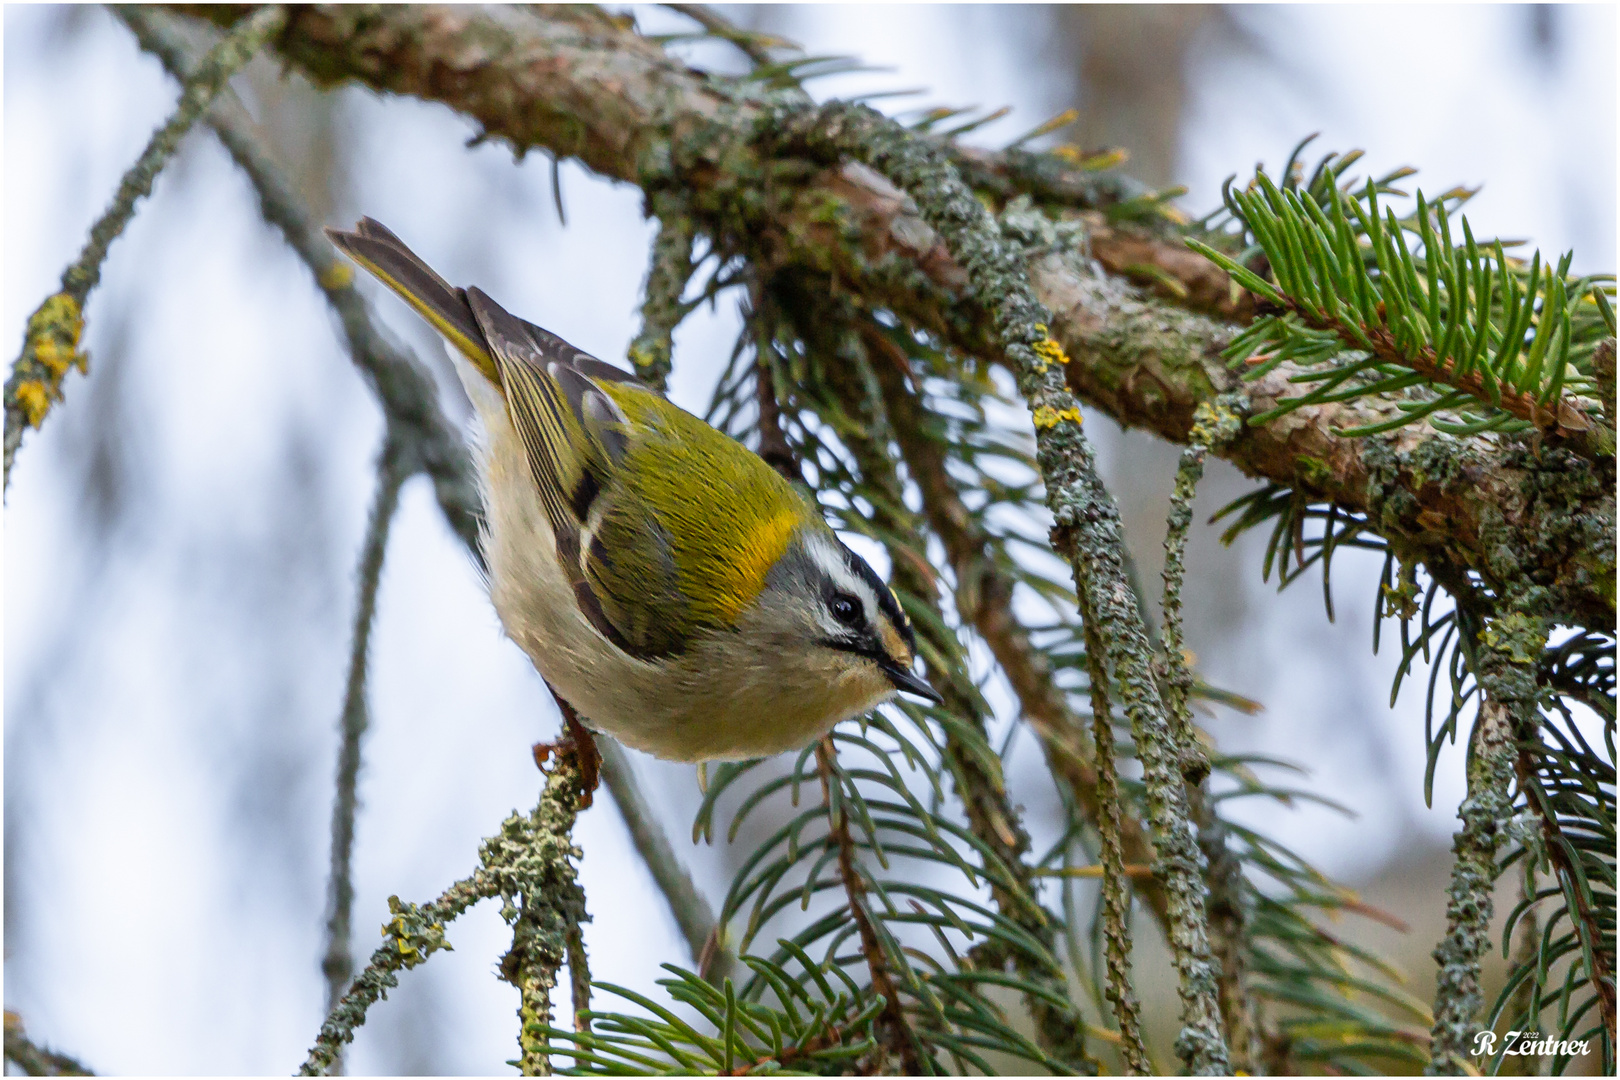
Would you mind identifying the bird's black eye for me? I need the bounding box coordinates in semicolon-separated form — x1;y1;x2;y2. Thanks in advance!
829;592;862;627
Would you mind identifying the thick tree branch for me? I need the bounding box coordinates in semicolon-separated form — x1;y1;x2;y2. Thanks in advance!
171;2;1612;627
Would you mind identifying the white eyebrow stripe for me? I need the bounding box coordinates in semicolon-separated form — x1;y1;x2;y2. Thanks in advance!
805;533;849;583
804;534;884;630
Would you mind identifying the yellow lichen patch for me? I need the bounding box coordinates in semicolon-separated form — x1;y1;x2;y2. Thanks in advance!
11;293;87;430
1034;338;1069;369
14;381;52;428
1032;405;1082;431
318;260;354;290
1030;329;1071;372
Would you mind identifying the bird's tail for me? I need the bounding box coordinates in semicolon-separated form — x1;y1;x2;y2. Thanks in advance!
325;218;500;384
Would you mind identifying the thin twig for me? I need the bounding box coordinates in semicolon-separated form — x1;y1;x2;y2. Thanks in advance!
301;873;504;1074
322;436;410;1024
1160;399;1262;1073
4;4;287;490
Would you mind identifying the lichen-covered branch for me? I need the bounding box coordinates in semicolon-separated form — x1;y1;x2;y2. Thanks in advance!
1079;623;1153;1075
1427;695;1517;1076
322;436;409;1019
1427;599;1547;1075
498;738;592;1077
1160;397;1261;1073
4;4;286;490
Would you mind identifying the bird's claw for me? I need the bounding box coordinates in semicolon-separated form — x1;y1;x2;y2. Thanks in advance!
533;706;601;809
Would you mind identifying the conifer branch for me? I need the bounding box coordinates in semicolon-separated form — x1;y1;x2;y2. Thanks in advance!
4;4;286;491
815;739;922;1075
1192;170;1609;457
760;99;1230;1074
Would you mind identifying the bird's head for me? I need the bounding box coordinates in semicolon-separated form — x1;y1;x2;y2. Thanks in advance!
743;524;942;712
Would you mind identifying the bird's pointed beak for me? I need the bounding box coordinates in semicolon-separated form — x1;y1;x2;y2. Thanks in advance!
882;660;943;704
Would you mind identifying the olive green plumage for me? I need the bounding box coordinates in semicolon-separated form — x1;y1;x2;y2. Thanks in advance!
585;385;818;656
325;218;938;763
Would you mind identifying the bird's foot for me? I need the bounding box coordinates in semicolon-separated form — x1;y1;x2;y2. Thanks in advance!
533;698;602;810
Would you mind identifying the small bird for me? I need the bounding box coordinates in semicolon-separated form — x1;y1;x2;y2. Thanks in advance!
327;219;940;764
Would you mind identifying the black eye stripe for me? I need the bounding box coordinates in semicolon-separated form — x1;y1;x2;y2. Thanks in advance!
836;542;915;651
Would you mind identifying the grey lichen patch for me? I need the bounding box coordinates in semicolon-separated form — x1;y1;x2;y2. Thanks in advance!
1360;430;1616;623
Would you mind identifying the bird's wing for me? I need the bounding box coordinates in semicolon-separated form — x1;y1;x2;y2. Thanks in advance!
465;288;686;659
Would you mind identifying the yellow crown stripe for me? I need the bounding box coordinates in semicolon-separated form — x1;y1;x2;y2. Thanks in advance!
709;507;799;624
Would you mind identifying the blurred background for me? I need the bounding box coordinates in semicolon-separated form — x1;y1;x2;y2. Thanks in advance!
4;4;1614;1073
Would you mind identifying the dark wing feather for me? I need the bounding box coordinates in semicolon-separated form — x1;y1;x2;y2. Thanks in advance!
465;288;682;658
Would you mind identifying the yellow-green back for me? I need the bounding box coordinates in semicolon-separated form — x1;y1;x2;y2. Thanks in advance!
586;383;819;650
